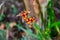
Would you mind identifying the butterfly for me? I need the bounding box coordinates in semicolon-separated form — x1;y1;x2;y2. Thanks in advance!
25;17;35;24
20;10;35;23
20;12;28;20
17;10;35;28
29;17;35;22
17;10;30;20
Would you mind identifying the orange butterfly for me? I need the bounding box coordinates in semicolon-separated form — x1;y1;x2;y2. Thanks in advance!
25;17;35;24
17;10;35;28
29;17;35;22
25;18;31;24
20;10;35;24
18;10;30;20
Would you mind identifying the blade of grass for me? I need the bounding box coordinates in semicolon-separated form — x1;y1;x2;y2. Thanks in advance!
34;22;45;40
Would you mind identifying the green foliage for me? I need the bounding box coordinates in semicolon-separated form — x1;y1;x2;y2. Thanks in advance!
11;4;18;14
0;14;5;22
34;22;45;40
0;30;6;40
